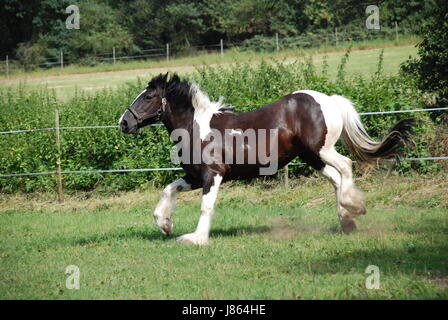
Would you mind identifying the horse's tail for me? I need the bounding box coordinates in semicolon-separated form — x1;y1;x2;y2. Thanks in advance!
331;95;415;165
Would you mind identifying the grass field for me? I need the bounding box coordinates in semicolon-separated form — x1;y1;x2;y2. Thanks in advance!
1;173;447;299
0;40;418;102
1;36;446;300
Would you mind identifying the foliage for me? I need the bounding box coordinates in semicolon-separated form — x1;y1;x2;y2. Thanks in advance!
401;0;448;121
66;1;133;59
206;0;295;39
239;26;409;52
0;0;440;62
15;41;47;71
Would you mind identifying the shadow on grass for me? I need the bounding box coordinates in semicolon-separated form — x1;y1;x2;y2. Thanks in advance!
212;220;339;239
211;226;271;237
284;228;448;282
70;225;276;246
68;222;341;246
68;224;277;247
70;226;167;246
284;215;448;279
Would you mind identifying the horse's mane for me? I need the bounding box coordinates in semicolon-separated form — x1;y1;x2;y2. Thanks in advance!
148;73;235;113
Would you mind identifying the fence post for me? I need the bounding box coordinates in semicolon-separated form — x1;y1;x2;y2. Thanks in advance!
166;43;170;62
335;27;339;46
284;164;289;188
113;47;116;65
385;160;395;178
54;109;64;203
60;51;64;69
276;33;279;52
395;21;399;41
6;55;9;78
220;39;224;57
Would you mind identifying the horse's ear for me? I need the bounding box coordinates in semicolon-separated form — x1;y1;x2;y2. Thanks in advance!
169;73;180;85
162;72;169;82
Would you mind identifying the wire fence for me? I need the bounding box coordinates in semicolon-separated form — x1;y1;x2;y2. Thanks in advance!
1;106;447;179
0;24;411;76
2;107;448;135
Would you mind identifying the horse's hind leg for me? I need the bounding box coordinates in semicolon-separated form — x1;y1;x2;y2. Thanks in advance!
320;164;357;234
154;177;194;235
319;147;366;221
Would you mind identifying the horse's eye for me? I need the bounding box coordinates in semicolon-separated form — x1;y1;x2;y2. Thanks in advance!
144;95;151;100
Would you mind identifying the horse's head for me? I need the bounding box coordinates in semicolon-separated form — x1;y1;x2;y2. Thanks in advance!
119;74;169;134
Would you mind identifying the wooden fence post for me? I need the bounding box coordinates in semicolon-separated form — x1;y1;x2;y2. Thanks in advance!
113;47;116;65
166;43;170;62
276;33;279;52
60;51;64;69
55;109;64;202
284;164;289;188
395;21;399;41
335;28;339;46
6;55;9;78
385;160;395;178
220;39;224;57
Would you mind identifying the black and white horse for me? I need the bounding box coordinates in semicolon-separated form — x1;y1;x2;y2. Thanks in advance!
119;73;413;245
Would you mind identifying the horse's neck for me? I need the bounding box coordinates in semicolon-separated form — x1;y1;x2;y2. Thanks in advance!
162;104;195;135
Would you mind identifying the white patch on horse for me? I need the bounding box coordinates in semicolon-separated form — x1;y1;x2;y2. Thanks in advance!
295;90;365;229
154;178;191;235
197;174;222;235
118;112;125;125
177;174;223;245
131;88;147;106
190;83;225;140
294;90;343;148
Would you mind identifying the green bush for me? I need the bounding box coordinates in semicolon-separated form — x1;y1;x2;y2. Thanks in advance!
0;55;444;193
239;26;408;52
401;0;448;122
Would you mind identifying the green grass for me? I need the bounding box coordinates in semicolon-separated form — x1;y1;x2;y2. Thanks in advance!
0;38;419;102
1;173;447;299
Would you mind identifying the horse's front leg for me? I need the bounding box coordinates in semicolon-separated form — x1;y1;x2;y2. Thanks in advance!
177;173;223;245
154;177;192;235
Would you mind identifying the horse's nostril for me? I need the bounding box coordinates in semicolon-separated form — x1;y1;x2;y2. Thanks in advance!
121;119;128;128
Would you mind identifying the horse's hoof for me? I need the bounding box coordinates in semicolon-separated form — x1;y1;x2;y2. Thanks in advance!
358;206;367;216
176;233;209;245
154;216;173;236
341;218;357;234
341;202;366;217
160;222;173;236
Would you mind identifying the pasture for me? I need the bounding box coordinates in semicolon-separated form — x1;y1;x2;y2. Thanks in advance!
0;41;417;102
1;40;447;300
0;174;447;299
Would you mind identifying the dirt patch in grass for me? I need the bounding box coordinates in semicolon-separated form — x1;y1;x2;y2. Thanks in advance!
430;276;448;289
268;216;333;240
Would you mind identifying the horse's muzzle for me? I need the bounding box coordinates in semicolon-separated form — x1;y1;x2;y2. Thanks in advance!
119;118;138;134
